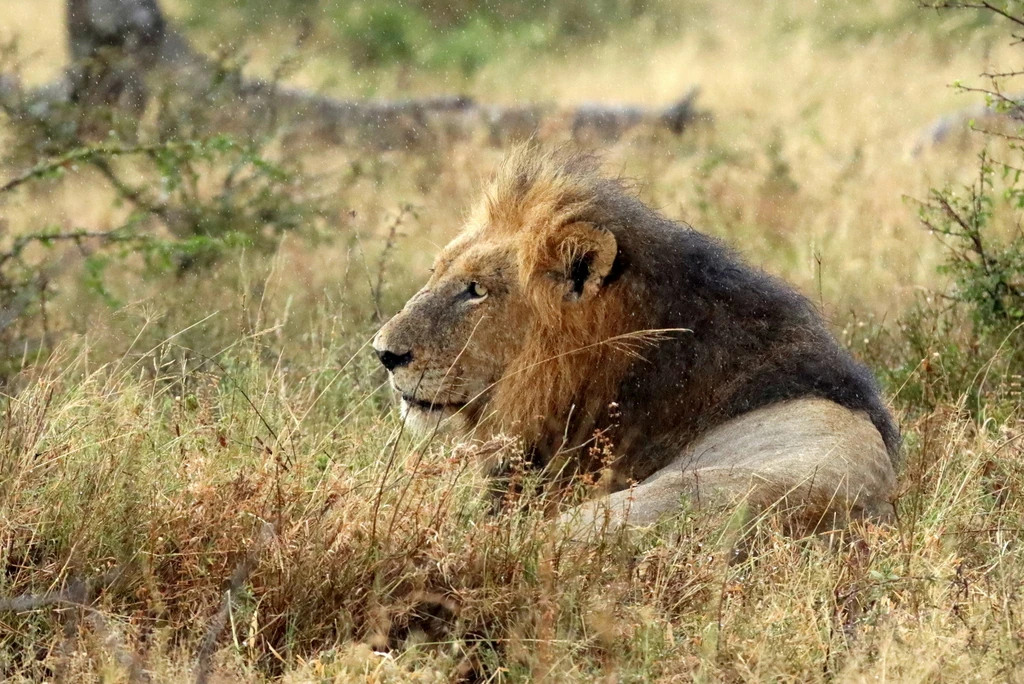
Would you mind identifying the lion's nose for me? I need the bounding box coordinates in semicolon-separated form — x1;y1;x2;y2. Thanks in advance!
375;347;413;372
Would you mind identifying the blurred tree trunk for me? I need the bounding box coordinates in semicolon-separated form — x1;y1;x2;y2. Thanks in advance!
65;0;201;110
66;0;168;63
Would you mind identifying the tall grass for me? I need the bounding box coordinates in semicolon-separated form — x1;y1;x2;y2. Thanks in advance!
0;0;1023;680
0;330;1022;680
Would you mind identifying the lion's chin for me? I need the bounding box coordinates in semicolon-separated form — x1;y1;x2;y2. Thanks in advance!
399;398;470;436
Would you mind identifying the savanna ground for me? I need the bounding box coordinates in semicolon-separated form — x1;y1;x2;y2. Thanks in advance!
0;0;1023;681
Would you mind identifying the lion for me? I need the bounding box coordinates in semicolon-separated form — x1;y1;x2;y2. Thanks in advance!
372;145;899;536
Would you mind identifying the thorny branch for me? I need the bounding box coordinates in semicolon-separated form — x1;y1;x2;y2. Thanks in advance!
371;205;413;322
921;1;1024;29
0;567;150;682
0;141;192;195
0;523;275;682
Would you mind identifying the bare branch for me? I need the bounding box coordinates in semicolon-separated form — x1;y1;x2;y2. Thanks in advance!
922;1;1024;29
194;521;275;684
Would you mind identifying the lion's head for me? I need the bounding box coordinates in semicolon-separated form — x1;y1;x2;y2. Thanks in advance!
372;147;645;448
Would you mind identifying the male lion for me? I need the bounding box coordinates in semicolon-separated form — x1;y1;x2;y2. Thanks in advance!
373;146;899;535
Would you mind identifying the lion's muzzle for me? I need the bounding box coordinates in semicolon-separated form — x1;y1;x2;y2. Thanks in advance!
372;325;471;416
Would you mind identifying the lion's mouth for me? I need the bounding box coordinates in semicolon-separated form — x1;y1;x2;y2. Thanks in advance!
401;394;467;412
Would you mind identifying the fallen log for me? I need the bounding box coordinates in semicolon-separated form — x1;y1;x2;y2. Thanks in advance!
1;0;708;149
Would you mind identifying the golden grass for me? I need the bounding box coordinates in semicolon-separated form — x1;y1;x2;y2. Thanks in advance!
1;0;1023;681
0;0;68;84
0;337;1021;682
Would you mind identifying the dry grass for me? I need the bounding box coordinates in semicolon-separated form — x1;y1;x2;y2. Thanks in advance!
1;335;1021;682
1;0;1023;681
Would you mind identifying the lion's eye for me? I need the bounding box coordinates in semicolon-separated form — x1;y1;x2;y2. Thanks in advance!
467;281;488;299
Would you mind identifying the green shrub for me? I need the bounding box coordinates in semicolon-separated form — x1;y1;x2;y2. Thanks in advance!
918;152;1024;332
338;2;425;67
0;52;331;378
872;150;1024;419
182;0;688;73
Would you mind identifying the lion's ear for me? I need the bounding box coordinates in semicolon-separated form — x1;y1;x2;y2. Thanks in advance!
554;222;618;302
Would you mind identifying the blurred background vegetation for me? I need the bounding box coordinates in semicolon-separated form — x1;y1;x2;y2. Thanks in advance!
180;0;994;76
186;0;687;75
1;0;1024;681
